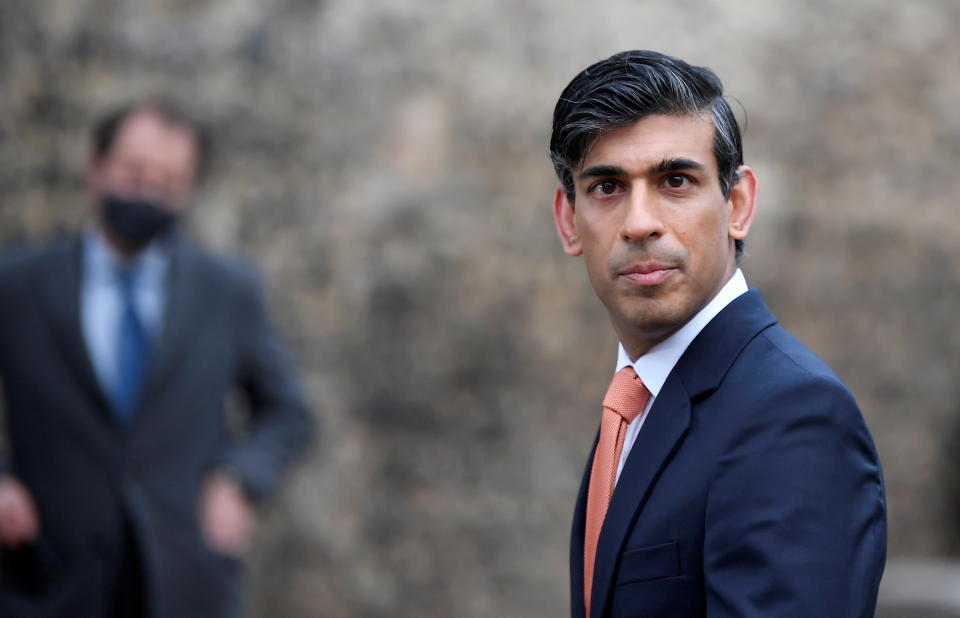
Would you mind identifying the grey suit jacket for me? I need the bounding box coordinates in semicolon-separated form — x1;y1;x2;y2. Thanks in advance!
0;235;313;618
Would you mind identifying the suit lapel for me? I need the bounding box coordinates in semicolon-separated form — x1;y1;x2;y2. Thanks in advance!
33;238;111;414
136;238;206;421
588;378;692;618
570;431;597;618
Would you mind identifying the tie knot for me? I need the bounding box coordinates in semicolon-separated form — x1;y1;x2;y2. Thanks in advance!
602;366;649;423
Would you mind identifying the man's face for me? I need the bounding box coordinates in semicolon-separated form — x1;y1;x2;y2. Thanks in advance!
552;113;756;358
87;109;199;212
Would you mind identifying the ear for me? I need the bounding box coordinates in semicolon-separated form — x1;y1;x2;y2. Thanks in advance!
727;165;758;243
552;185;583;256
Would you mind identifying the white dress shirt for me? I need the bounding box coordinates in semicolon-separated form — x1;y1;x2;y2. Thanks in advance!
613;269;748;484
81;231;170;397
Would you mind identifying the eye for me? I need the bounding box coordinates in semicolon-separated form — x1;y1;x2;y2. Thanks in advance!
664;174;690;189
589;180;622;197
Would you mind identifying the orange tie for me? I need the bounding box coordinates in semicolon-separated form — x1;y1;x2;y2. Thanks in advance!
584;366;650;616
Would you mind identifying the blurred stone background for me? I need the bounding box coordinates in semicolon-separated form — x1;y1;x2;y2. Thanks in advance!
1;0;959;615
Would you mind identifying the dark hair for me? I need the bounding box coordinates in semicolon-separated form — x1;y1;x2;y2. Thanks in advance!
549;50;745;257
92;98;212;182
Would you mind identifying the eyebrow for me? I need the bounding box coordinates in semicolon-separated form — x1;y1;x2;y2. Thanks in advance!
578;157;706;181
649;157;706;175
578;164;627;181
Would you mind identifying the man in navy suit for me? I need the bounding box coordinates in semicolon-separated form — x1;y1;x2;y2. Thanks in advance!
549;50;886;617
0;100;311;617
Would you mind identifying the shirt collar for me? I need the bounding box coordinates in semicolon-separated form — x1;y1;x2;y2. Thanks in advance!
615;269;748;398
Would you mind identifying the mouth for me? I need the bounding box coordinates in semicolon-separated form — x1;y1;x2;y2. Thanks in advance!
617;262;678;286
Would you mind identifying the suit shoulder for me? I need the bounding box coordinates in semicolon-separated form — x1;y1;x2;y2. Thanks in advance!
752;324;846;386
183;243;265;302
217;253;263;297
178;239;256;280
0;239;75;288
727;324;862;424
709;325;881;477
0;247;31;282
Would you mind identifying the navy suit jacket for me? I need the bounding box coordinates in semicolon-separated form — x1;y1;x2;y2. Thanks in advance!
570;290;886;618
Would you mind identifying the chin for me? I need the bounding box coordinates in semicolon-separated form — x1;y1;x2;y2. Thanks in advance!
616;301;685;336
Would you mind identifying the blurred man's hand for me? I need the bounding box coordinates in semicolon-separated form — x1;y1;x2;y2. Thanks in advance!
0;476;39;548
200;471;255;557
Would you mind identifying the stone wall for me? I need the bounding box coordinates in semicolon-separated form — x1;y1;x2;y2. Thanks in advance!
2;0;959;615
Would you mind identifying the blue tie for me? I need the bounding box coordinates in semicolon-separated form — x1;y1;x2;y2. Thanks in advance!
112;267;149;424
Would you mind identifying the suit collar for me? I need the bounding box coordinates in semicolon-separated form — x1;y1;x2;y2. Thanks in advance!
136;235;207;419
570;434;594;617
34;237;111;413
583;288;777;618
674;288;778;398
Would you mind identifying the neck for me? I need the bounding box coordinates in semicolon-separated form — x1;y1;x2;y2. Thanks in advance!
618;327;676;363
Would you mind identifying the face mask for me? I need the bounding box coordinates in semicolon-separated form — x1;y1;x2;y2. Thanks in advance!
100;194;179;253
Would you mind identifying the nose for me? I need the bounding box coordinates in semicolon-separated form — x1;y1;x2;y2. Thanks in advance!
620;186;664;244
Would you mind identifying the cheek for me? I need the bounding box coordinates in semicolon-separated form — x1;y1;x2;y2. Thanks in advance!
581;245;608;285
680;209;729;259
576;211;619;253
577;233;614;293
101;167;131;190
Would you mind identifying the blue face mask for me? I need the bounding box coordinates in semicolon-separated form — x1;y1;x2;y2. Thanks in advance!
100;194;179;253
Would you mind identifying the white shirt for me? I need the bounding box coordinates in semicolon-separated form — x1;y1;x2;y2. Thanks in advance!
613;269;748;484
81;231;170;397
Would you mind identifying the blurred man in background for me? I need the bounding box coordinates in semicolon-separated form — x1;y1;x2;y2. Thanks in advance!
0;100;312;618
550;50;886;617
